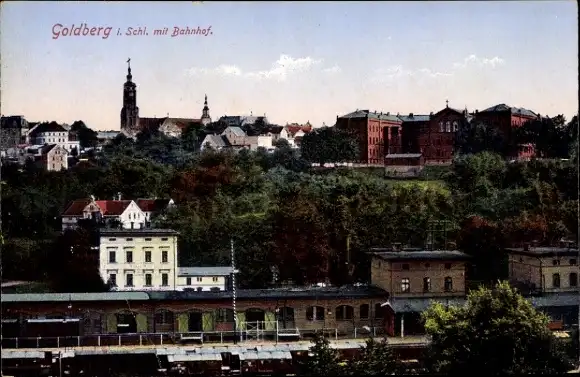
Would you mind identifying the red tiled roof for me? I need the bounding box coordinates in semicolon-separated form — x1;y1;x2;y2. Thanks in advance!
94;200;132;216
62;199;92;216
136;199;172;212
285;124;313;137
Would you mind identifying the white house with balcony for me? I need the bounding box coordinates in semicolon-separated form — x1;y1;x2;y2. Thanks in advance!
176;267;236;291
61;197;147;231
99;229;179;291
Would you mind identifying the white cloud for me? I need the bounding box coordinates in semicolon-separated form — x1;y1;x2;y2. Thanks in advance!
453;54;505;69
187;54;326;82
373;65;452;82
322;65;341;74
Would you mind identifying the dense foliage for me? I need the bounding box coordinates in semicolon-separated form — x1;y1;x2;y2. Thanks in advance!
422;281;575;375
1;117;577;291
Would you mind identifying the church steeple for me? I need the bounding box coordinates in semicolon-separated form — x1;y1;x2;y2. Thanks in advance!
201;94;211;126
126;58;132;81
120;58;139;133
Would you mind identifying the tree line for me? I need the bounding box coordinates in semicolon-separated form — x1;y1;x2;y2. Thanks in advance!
0;114;578;291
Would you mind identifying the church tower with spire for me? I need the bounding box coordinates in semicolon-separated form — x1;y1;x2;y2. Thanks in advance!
120;58;139;133
201;94;211;126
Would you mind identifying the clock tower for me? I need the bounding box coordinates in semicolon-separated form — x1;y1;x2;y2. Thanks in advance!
120;58;139;133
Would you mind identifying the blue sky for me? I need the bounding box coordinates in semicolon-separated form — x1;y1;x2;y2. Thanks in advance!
1;1;577;130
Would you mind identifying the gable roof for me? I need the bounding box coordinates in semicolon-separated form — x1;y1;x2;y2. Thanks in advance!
94;200;134;216
398;114;431;123
161;118;202;131
285;124;313;137
431;106;466;118
62;199;93;216
339;110;402;123
203;134;230;148
224;126;246;137
39;144;58;155
480;104;537;117
29;122;68;135
136;198;173;213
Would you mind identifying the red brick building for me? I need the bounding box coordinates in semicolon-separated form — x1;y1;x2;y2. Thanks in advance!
399;104;470;165
473;103;538;160
335;110;403;165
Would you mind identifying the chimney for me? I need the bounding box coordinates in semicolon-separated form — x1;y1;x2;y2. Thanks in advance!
90;195;95;202
117;192;122;201
409;113;413;118
386;112;390;116
475;110;479;114
430;111;434;116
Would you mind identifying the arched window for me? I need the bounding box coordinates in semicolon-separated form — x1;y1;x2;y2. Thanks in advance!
569;273;578;287
423;277;431;292
155;309;174;325
552;273;561;288
306;306;325;321
452;121;458;132
335;305;354;321
359;304;370;319
444;277;453;292
439;122;444;132
445;121;451;132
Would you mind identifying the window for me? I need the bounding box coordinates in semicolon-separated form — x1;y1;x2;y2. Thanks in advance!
439;122;444;132
423;277;431;292
161;273;169;286
109;251;116;263
155;310;174;325
145;273;152;286
402;263;410;270
569;273;578;287
126;274;134;287
126;251;133;263
109;273;117;287
374;303;383;319
216;308;234;323
126;238;133;241
570;259;577;266
186;277;192;285
335;305;354;321
145;251;152;263
359;304;370;319
197;277;202;282
161;237;168;241
452;121;458;132
212;277;219;282
552;273;561;288
445;121;451;132
145;238;152;241
444;277;453;292
553;259;560;266
162;250;168;263
400;278;410;293
444;263;452;269
306;306;325;321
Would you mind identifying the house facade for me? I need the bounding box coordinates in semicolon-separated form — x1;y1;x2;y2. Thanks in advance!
473;103;538;160
61;199;147;231
507;245;579;293
99;229;180;291
370;247;471;336
35;144;69;171
176;267;235;291
335;110;403;165
0;115;30;150
27;122;80;152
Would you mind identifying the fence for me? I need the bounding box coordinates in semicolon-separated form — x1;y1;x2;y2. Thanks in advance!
0;325;386;350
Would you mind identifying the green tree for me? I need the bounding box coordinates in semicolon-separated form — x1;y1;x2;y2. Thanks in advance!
349;338;400;375
300;335;343;376
454;119;509;156
515;115;573;158
423;281;574;375
70;120;98;149
300;127;358;164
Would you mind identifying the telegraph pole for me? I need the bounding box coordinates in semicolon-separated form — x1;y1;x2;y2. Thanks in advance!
231;238;238;344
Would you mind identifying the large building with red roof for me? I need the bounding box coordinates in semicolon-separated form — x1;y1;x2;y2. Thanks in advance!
61;197;174;231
